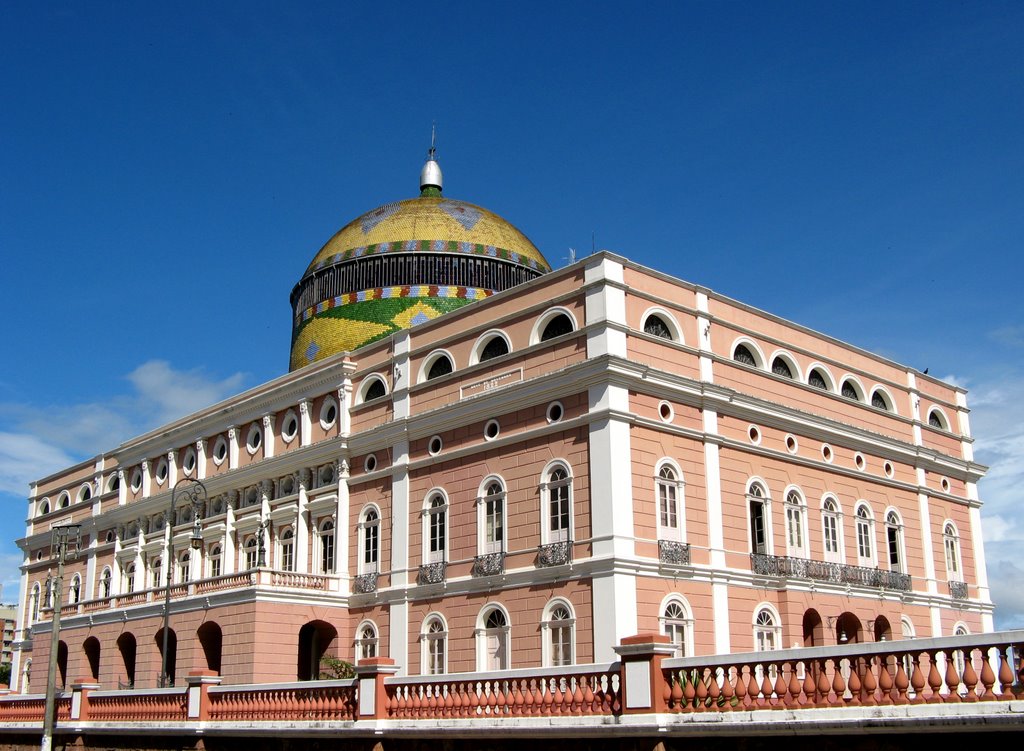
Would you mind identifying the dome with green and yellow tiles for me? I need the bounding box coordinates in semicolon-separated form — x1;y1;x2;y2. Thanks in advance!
289;152;550;371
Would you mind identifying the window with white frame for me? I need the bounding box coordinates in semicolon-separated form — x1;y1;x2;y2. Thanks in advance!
542;599;575;666
885;511;905;573
748;482;769;554
123;562;136;593
656;462;684;542
99;568;112;599
209;545;222;578
279;528;295;572
31;583;41;621
661;598;693;657
754;607;781;651
944;522;962;581
424;493;447;563
822;497;842;563
356;621;378;661
422;615;447;675
359;507;380;574
543;464;572;544
477;606;510;671
855;504;875;565
70;574;81;604
244;536;258;570
320;520;336;573
151;557;163;589
784;489;806;557
178;550;191;582
479;479;506;555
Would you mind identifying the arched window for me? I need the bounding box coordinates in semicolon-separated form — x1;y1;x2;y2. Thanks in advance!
785;489;806;557
280;528;295;572
871;390;891;411
38;498;50;517
747;482;769;555
754;607;781;651
99;567;112;599
661;598;693;657
362;376;387;402
319;520;336;573
771;357;793;379
855;504;874;565
733;344;758;367
426;353;454;380
477;333;510;362
808;368;829;390
821;497;842;563
841;379;861;401
78;484;93;503
479;480;505;555
541;313;575;341
150;556;163;589
31;583;41;621
424;493;447;564
542;464;572;546
178;550;192;583
542;600;575;667
885;510;905;573
70;574;81;604
208;545;222;579
244;537;258;570
643;314;672;339
928;409;947;430
656;463;684;541
123;562;136;594
477;606;510;671
356;621;378;661
84;636;101;680
422;615;447;675
944;522;962;581
359;508;380;574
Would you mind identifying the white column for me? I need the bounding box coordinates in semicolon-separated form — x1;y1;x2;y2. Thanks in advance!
584;255;626;358
592;574;638;663
227;426;239;470
967;493;992;628
223;492;237;575
955;391;974;462
296;470;310;574
141;459;152;498
299;400;313;447
907;372;923;446
85;535;98;601
390;445;410;587
167;450;178;488
117;469;127;505
696;290;714;383
390;600;409;677
263;414;275;459
195;439;207;480
336;459;350;592
392;332;411;420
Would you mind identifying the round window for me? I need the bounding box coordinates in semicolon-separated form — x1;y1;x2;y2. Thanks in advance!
428;436;443;456
364;454;378;473
748;426;761;445
484;419;500;441
546;401;564;423
659;401;674;422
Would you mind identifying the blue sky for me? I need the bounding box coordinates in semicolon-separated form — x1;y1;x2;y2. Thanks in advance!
1;1;1022;627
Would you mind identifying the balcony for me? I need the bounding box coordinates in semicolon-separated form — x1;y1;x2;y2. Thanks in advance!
949;579;969;600
750;553;912;592
537;540;571;567
658;540;691;566
353;572;379;594
417;561;447;585
471;552;505;577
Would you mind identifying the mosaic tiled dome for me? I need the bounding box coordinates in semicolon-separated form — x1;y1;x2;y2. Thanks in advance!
289;154;550;371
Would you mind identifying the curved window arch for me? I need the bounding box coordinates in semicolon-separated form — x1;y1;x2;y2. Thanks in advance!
319;519;336;573
640;307;682;342
107;474;121;493
421;614;448;675
807;364;834;391
784;488;807;557
532;307;578;344
542;598;575;666
943;521;962;581
655;460;685;542
77;484;93;503
840;377;864;402
358;375;388;403
901;616;916;639
660;595;694;657
884;509;905;573
37;498;51;517
58;491;71;509
243;537;258;570
31;582;41;621
178;550;192;583
279;527;295;572
769;352;800;381
753;605;782;651
870;387;895;413
423;491;448;564
355;620;379;662
471;330;512;364
67;573;79;604
747;480;771;555
420;350;455;382
821;495;843;563
150;556;163;589
123;561;136;594
99;567;112;599
732;342;761;368
477;477;506;556
855;503;875;565
541;461;573;547
359;506;381;575
208;544;222;578
476;604;510;671
927;408;949;431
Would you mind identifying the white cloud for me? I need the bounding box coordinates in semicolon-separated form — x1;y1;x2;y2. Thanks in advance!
0;552;24;603
0;432;77;496
126;360;246;426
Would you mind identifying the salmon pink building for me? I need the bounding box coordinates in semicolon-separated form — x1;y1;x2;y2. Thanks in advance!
9;153;993;694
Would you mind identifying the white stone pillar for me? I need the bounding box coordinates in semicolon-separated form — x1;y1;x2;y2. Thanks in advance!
262;414;275;460
227;426;239;470
296;469;310;574
195;439;207;480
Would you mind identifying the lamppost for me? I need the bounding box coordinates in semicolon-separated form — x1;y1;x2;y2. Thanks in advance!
41;524;80;751
159;478;207;688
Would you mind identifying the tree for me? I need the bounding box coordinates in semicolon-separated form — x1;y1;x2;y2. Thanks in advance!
318;655;354;680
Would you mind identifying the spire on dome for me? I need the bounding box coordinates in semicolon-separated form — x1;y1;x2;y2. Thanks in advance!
419;124;443;197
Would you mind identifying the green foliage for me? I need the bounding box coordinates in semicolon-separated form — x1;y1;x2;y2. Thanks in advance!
0;662;11;687
318;655;354;680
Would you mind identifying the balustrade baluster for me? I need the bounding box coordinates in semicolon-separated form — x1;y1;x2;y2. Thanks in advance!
815;660;831;707
944;655;962;702
772;667;787;709
979;651;998;701
583;675;597;714
877;656;894;705
997;648;1017;700
961;652;980;701
846;658;862;706
891;656;909;705
926;651;944;704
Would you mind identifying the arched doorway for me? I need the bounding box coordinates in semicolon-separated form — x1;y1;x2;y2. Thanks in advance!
83;637;101;681
297;620;337;680
116;632;136;688
873;615;893;642
56;641;68;688
154;628;178;686
802;609;824;647
197;621;223;674
835;612;863;644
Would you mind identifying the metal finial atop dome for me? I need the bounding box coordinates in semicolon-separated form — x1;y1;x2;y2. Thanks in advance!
419;124;443;197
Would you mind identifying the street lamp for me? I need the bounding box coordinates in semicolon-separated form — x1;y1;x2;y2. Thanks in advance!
41;524;80;751
159;478;207;688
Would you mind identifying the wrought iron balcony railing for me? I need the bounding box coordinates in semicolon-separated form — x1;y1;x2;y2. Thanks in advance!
417;561;447;585
472;552;505;577
750;553;912;592
658;540;691;566
537;541;571;567
949;579;969;600
353;572;378;594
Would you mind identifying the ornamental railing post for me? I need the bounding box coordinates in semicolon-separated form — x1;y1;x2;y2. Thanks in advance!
186;670;221;720
70;679;100;721
355;657;399;720
614;634;676;714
